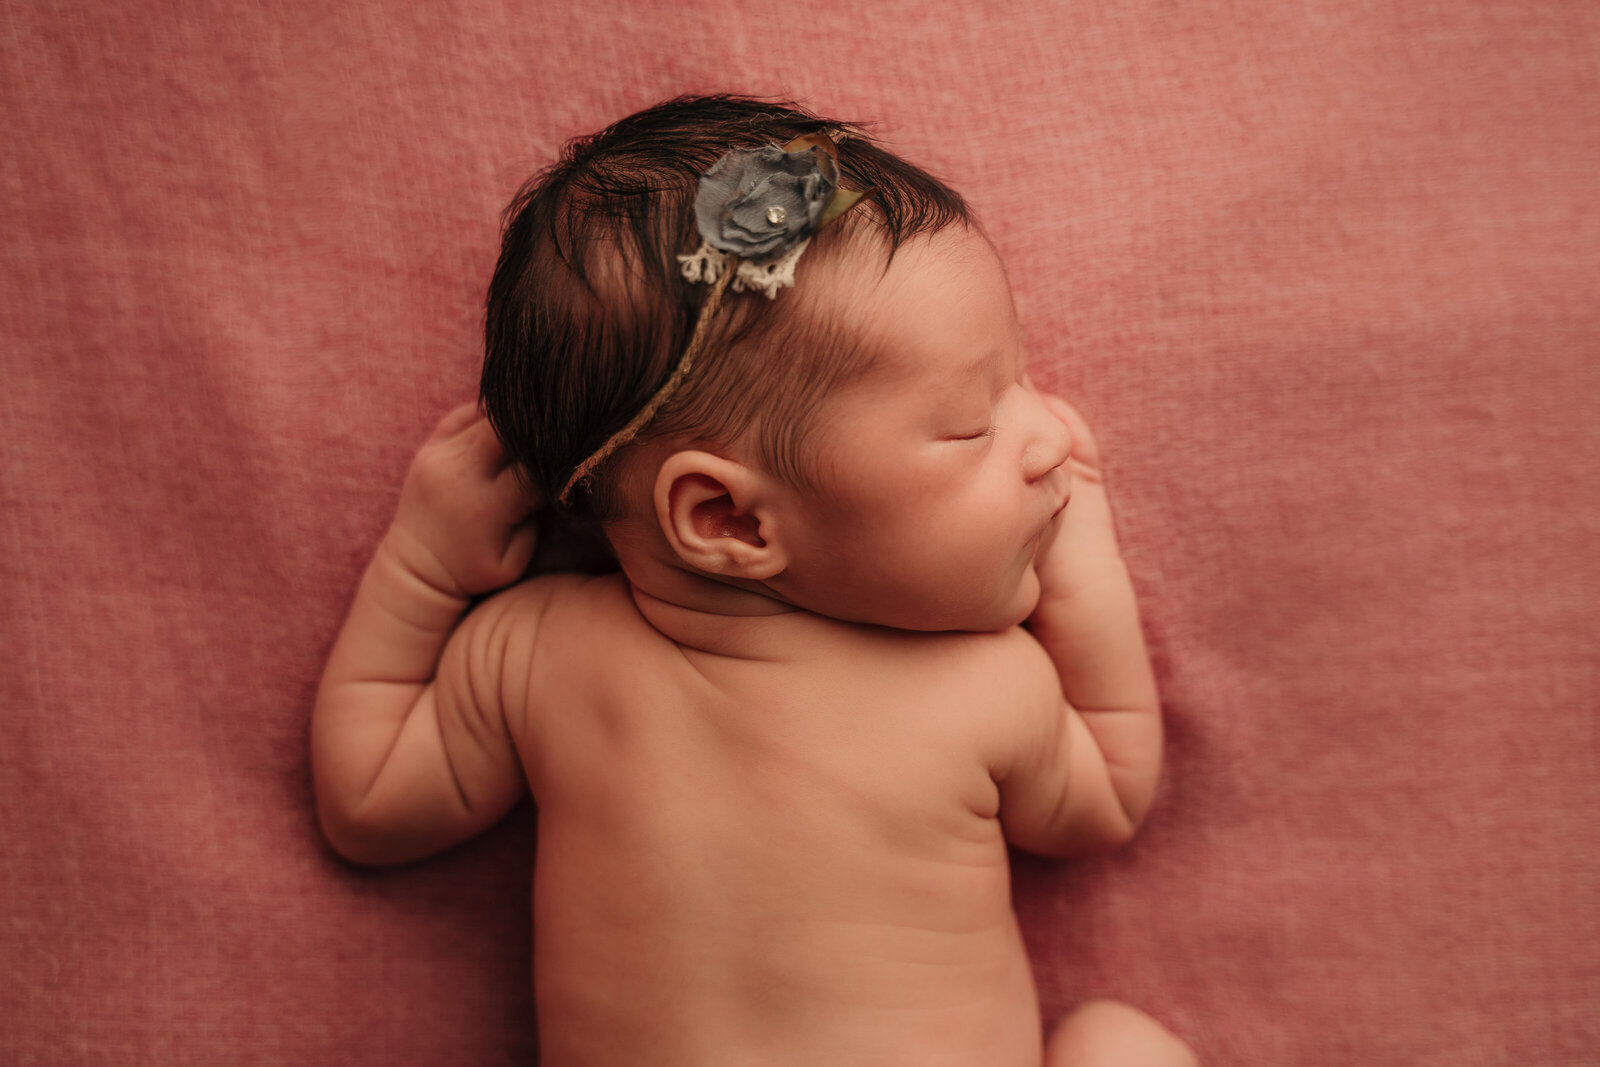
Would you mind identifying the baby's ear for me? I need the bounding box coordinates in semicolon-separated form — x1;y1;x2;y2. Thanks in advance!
654;450;789;581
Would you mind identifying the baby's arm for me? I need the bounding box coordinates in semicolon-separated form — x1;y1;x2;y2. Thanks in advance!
999;393;1162;856
312;403;537;866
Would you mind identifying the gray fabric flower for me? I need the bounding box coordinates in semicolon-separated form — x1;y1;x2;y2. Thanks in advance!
693;144;839;264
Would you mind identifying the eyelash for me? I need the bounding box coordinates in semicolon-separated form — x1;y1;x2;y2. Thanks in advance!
953;427;996;441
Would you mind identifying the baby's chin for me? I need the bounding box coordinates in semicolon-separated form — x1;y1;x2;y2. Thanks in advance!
841;574;1043;634
983;570;1044;631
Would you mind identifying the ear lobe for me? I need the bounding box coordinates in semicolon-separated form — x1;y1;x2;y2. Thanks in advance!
655;451;789;581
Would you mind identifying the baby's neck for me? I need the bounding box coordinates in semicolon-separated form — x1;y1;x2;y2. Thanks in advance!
628;560;795;617
626;580;817;661
605;528;804;651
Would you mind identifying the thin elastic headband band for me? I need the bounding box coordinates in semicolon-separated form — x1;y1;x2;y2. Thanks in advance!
556;132;873;508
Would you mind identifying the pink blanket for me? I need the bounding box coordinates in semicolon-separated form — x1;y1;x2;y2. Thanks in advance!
4;1;1596;1063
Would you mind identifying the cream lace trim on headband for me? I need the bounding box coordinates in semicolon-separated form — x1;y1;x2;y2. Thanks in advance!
676;238;810;300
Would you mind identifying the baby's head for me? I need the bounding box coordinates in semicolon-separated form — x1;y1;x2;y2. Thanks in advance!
481;94;970;518
483;95;1072;630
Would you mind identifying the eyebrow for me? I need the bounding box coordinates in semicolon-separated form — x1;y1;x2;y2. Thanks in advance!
959;347;1011;397
916;347;1004;410
956;349;996;380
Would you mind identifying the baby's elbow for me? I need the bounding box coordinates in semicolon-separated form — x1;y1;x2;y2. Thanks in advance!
1076;812;1144;856
316;799;412;869
317;803;374;867
1036;805;1145;860
1001;772;1151;860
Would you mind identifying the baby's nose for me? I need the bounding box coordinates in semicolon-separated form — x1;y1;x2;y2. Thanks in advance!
1023;396;1073;482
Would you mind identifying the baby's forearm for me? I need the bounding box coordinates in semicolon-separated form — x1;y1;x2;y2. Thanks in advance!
1030;558;1158;714
312;531;468;826
1028;481;1162;826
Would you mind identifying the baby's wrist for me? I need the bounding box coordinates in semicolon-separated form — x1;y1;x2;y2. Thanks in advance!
377;524;473;605
1033;551;1131;610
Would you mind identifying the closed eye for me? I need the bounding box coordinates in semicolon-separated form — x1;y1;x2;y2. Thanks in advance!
950;426;996;441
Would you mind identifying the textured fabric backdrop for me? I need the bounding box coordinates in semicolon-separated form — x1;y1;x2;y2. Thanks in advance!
3;1;1596;1064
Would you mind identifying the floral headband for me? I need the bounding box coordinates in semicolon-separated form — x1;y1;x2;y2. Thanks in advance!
557;132;874;506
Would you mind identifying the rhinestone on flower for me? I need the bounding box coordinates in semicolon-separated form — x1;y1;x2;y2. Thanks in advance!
677;132;875;297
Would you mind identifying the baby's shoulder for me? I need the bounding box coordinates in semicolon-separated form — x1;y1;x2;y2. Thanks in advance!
458;572;654;727
808;621;1062;734
907;625;1062;705
857;620;1052;673
796;623;1067;787
898;629;1066;794
473;570;634;624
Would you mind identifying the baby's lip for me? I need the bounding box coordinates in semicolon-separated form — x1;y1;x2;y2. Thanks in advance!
1029;493;1070;548
1049;479;1072;520
1031;477;1071;543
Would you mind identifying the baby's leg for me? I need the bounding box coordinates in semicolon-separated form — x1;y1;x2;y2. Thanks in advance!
1044;1000;1198;1067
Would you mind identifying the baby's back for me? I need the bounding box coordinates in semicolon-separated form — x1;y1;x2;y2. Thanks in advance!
505;574;1053;1066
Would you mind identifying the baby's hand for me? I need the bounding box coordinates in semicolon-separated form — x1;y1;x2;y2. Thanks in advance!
1031;390;1122;589
387;402;538;598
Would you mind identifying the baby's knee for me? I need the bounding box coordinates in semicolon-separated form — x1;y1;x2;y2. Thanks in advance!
1044;999;1198;1067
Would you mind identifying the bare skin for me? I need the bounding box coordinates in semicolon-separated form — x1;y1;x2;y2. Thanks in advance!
313;230;1196;1065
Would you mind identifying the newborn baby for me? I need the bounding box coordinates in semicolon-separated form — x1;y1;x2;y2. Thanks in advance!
313;94;1196;1067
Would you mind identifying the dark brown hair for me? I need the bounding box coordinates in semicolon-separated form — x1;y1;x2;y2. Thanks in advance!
481;94;971;516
